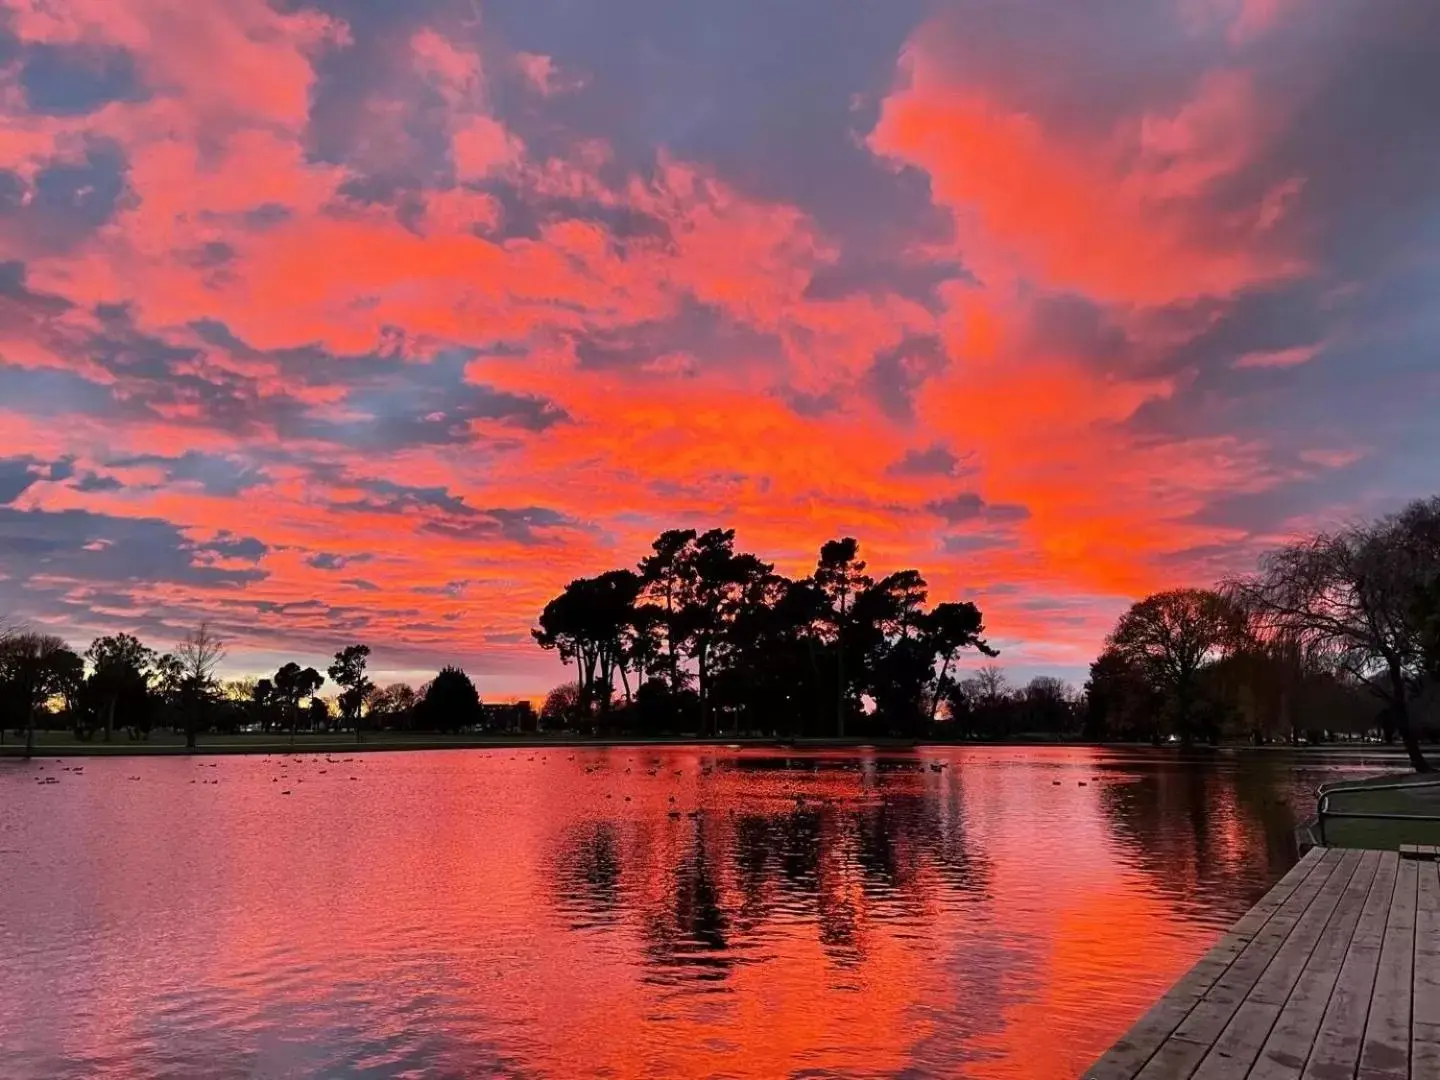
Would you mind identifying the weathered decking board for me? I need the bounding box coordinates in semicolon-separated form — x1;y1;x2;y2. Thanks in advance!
1085;846;1440;1079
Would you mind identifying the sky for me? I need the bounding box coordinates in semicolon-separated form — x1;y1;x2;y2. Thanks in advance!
0;0;1437;697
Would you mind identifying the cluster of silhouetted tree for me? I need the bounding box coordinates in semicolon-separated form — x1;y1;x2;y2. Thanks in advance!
1084;495;1440;771
0;621;490;757
532;529;1000;739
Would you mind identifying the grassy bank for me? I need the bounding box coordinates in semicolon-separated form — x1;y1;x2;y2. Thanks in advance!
1315;771;1440;848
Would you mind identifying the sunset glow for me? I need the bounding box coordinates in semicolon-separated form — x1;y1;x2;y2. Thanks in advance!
2;0;1437;695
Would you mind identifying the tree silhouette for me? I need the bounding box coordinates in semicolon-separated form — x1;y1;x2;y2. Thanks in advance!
675;529;772;735
540;681;581;728
0;631;80;757
273;661;324;745
533;571;641;719
367;683;418;730
86;633;156;742
1083;649;1158;741
638;528;699;693
174;623;225;750
1230;498;1440;771
328;644;373;743
813;538;873;737
925;601;997;725
1106;589;1248;746
251;677;278;732
1418;577;1440;684
415;665;482;733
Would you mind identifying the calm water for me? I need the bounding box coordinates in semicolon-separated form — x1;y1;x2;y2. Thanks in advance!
0;746;1402;1078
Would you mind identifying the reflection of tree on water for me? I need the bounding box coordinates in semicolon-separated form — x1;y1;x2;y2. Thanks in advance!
547;779;992;985
1097;752;1305;917
643;824;732;981
551;821;624;929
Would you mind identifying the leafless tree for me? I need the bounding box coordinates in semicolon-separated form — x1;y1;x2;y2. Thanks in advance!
969;663;1009;706
1228;498;1440;772
1106;589;1249;744
174;622;226;750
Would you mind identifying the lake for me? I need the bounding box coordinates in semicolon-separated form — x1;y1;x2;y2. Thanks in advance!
0;745;1402;1078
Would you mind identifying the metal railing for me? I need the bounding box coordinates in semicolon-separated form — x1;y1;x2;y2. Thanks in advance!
1314;775;1440;847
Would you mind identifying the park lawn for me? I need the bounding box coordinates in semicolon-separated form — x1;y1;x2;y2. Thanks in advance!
1317;771;1440;848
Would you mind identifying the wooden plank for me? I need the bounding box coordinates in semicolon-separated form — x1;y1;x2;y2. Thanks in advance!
1132;850;1348;1080
1414;860;1440;1079
1249;849;1383;1080
1249;849;1364;1007
1300;850;1399;1080
1356;855;1417;1079
1188;850;1365;1080
1083;848;1329;1080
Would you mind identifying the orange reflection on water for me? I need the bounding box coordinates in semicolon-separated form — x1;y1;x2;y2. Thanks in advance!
0;746;1372;1078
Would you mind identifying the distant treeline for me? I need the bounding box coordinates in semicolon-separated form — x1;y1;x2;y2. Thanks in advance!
0;622;516;756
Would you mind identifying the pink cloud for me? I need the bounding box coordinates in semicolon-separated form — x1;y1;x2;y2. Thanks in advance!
1232;344;1320;369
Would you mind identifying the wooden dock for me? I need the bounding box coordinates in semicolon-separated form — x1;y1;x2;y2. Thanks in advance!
1086;846;1440;1079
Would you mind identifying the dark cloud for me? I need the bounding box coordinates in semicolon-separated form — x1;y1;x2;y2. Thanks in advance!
72;473;124;493
774;385;843;419
926;492;1030;525
51;314;564;453
865;334;948;422
573;297;781;373
415;579;473;598
913;1;1222;138
198;534;269;562
77;318;319;436
0;456;42;504
182;240;237;271
109;451;269;497
941;533;1013;555
1025;293;1134;369
328;475;579;545
477;183;673;246
341;578;381;592
302;2;460;199
887;444;964;478
20;42;147;116
421;505;579;546
314;353;570;448
306;551;371;571
0;139;131;252
333;477;474;517
0;506;267;590
482;0;948;257
0;365;119;417
0;260;73;314
0;456;80;503
927;492;983;522
804;256;968;311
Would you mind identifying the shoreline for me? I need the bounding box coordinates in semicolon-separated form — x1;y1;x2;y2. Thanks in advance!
0;734;1428;760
